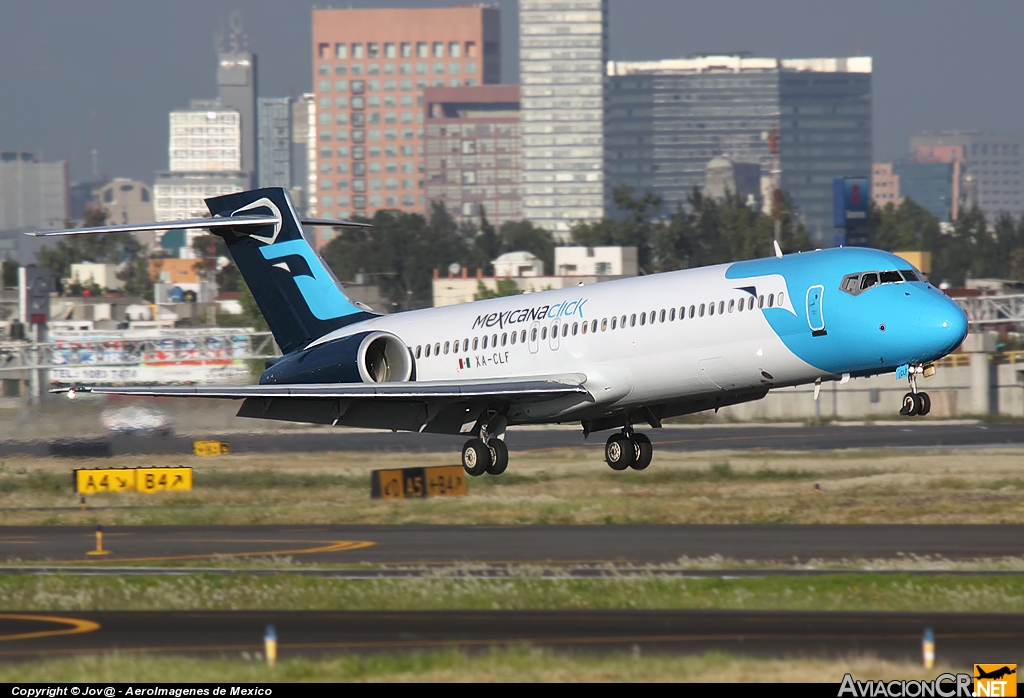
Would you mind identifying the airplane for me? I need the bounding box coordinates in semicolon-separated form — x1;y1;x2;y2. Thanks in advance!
32;187;969;476
975;666;1016;681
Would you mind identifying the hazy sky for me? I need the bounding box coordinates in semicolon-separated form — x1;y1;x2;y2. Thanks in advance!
3;0;1023;184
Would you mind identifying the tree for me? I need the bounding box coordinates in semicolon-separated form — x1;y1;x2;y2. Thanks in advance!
38;209;142;280
192;234;242;292
571;185;662;270
117;255;154;301
473;277;522;300
498;220;555;274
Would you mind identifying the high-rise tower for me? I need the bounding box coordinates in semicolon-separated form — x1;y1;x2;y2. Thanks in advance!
520;0;608;240
218;10;257;185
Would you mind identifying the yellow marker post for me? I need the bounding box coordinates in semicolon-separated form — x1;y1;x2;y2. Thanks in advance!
86;524;110;556
922;627;935;668
264;624;277;667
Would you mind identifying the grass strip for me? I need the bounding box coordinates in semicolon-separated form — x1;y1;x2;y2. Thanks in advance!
0;573;1021;613
0;648;961;683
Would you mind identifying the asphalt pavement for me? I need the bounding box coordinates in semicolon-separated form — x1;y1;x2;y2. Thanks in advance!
2;524;1021;565
5;422;1023;458
0;609;1016;663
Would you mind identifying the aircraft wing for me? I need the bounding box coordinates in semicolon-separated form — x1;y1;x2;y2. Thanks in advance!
59;374;588;401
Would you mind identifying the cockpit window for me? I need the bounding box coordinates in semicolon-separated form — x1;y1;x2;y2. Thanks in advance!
840;268;924;296
860;273;879;290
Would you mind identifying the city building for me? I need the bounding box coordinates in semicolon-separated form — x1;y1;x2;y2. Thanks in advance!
0;151;68;232
94;178;154;225
555;246;637;277
310;5;501;226
893;161;956;221
520;0;607;240
872;162;901;208
291;93;316;216
217;10;257;185
704;157;761;205
169;102;241;172
257;97;292;189
606;55;872;243
68;263;123;292
432;245;635;307
152;171;249;243
424;85;521;225
909;131;1021;222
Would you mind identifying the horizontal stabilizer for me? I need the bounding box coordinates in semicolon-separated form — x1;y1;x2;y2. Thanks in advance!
28;215;371;238
54;375;588;401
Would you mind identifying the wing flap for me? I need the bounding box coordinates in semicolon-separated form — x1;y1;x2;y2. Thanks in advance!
60;374;588;401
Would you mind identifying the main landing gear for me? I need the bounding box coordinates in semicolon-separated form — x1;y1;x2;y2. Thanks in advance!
605;426;653;471
461;422;509;477
899;365;931;417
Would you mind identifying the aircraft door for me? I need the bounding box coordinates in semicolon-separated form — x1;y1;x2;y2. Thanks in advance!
806;285;826;335
528;321;540;354
549;319;560;351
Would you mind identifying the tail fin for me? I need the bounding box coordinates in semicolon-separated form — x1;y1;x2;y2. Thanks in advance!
204;188;372;353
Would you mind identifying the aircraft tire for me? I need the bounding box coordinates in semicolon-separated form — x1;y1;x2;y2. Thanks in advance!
486;439;509;475
631;433;653;470
900;392;919;417
915;392;931;416
462;438;491;477
605;434;635;471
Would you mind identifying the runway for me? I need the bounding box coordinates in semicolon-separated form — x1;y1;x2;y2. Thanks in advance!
3;422;1024;457
0;609;1016;662
2;524;1022;565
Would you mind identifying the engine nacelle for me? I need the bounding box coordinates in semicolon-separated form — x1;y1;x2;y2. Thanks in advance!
260;331;414;385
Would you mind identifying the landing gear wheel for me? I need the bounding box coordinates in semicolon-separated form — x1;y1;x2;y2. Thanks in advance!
915;392;931;416
462;438;491;477
630;433;653;470
486;439;509;475
900;392;919;417
605;434;635;471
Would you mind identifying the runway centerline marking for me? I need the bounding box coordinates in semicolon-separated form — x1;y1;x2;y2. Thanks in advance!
0;614;100;642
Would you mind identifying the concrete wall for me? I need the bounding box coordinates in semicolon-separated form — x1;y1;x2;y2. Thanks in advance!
719;362;1024;421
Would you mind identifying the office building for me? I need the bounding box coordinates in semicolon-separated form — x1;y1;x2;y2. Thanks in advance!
217;10;257;184
909;131;1022;222
894;161;956;221
0;151;68;232
606;55;872;242
310;5;501;224
424;85;521;225
872;162;901;208
94;178;153;226
257;97;293;189
152;171;249;247
520;0;607;240
291;94;316;216
169;101;242;173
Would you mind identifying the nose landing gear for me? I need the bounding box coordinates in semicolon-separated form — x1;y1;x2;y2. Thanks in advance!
605;426;654;471
899;364;931;417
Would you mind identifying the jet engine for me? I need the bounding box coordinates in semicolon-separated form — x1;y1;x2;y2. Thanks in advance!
260;330;414;385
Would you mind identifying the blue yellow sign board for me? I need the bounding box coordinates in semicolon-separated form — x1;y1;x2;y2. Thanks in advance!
74;467;193;494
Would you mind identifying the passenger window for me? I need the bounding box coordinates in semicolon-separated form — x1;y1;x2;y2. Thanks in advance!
689;305;695;318
640;313;646;326
443;341;449;354
415;345;421;358
434;343;440;355
482;335;488;349
462;339;469;352
900;269;919;282
860;273;879;290
582;322;587;334
699;304;705;317
778;293;784;306
541;327;547;340
718;301;725;314
601;318;608;331
880;271;902;284
630;314;637;327
709;302;715;316
611;317;618;330
529;329;536;342
473;338;479;350
767;295;774;308
660;309;666;323
510;332;517;345
492;334;497;347
562;324;568;337
621;315;627;327
425;344;431;357
592;320;598;333
572;322;578;335
748;297;755;310
728;299;735;313
669;308;676;321
758;295;764;308
501;332;507;346
737;299;744;312
521;330;527;343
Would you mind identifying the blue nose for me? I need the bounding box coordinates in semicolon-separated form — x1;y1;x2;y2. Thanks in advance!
917;294;969;359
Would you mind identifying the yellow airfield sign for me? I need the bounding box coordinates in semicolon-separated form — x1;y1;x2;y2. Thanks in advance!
75;467;193;494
